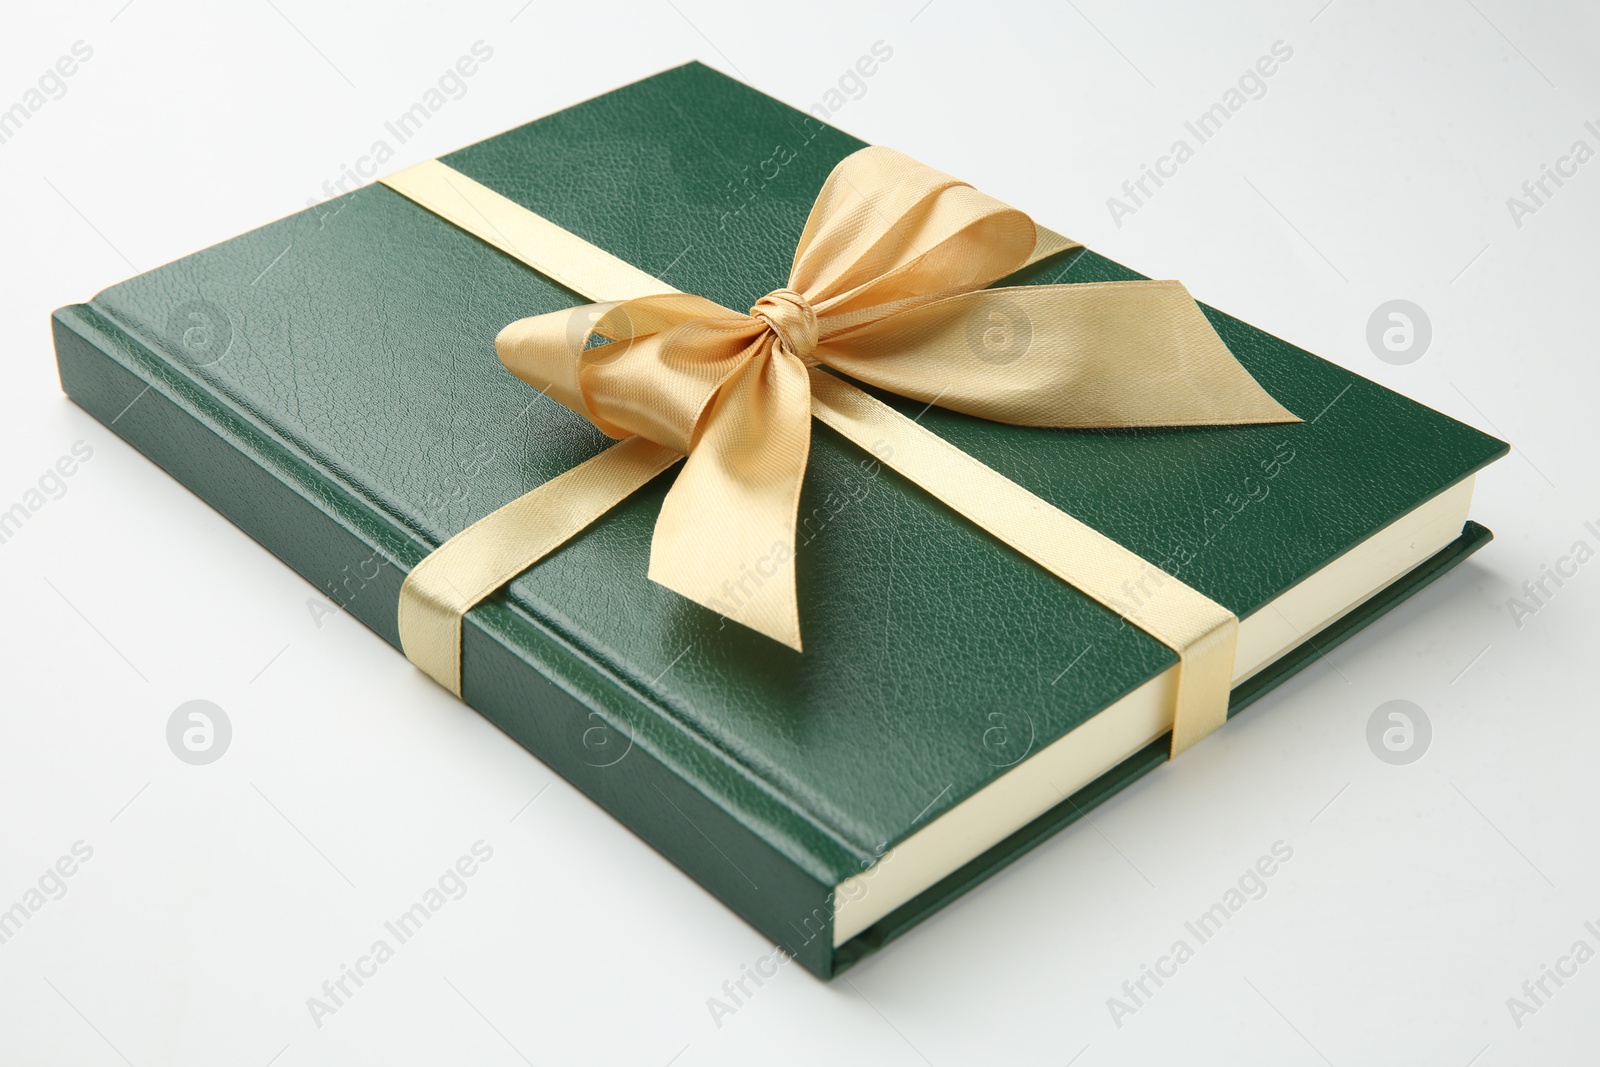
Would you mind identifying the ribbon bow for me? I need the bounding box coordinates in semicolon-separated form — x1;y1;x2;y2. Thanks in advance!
495;146;1296;650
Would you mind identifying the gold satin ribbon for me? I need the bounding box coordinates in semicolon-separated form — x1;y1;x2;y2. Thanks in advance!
381;147;1298;755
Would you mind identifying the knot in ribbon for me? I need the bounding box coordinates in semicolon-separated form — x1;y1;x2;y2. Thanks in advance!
751;288;820;364
495;146;1297;650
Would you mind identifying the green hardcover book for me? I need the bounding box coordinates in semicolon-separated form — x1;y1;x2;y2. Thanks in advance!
51;62;1506;978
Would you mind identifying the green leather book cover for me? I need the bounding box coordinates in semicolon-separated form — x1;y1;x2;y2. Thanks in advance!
52;62;1506;978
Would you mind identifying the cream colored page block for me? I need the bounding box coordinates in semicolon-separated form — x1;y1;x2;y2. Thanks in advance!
1233;476;1477;683
834;477;1477;944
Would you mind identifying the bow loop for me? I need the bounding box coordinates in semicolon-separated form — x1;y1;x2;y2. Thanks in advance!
499;292;765;454
792;147;1039;328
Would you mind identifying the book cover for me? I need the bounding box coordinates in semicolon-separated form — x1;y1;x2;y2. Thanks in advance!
51;61;1506;977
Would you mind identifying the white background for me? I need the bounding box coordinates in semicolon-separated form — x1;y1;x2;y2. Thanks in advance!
2;1;1597;1064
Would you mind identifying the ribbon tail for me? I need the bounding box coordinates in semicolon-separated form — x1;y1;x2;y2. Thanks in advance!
824;280;1301;429
648;347;812;650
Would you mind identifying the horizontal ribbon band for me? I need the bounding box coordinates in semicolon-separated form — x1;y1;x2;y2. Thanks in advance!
380;147;1298;755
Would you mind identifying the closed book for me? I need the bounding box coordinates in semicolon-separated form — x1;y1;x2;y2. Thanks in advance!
51;61;1506;978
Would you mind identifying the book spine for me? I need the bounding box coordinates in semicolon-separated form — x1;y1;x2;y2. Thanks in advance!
52;302;421;643
51;302;852;976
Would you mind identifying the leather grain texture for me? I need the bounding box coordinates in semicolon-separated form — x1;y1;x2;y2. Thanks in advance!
54;62;1507;977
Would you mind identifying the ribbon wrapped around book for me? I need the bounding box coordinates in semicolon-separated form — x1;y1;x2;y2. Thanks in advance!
379;145;1299;756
